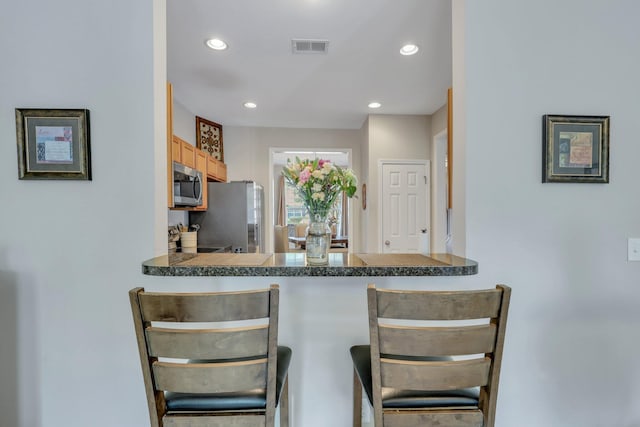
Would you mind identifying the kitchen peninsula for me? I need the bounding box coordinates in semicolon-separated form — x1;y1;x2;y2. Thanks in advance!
140;252;478;427
142;252;478;276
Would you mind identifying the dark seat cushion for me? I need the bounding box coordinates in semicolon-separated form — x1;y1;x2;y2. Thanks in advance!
165;346;292;412
350;345;479;409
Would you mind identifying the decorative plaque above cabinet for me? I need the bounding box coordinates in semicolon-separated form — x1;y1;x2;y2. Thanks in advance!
196;116;223;162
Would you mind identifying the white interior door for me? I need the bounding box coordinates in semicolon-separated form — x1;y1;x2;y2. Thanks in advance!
381;162;429;253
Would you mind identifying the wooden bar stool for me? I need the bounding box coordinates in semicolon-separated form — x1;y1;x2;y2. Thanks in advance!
130;284;291;427
351;284;511;427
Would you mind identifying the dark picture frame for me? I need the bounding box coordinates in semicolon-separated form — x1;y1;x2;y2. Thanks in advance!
196;116;224;161
15;108;91;180
542;114;610;183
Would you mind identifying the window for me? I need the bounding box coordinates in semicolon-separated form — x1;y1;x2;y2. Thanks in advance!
274;149;351;237
284;180;345;235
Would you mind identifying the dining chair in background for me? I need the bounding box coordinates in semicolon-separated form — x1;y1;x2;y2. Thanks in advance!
351;284;511;427
130;284;292;427
274;225;290;253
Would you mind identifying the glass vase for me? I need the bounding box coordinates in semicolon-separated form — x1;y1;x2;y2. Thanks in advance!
305;209;332;265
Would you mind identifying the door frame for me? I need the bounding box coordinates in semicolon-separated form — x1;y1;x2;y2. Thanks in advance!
377;159;430;253
431;130;448;253
269;147;354;253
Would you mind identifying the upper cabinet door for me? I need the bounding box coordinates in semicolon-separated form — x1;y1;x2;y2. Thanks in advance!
179;137;195;168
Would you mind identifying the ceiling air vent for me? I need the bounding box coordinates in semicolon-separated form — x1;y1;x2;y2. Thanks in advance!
292;39;329;54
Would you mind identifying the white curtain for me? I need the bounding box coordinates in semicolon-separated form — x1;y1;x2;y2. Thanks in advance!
340;191;348;236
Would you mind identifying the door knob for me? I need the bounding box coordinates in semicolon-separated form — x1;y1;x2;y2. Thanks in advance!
384;240;390;246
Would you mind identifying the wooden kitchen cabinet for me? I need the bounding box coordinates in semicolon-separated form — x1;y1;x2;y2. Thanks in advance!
171;135;181;164
195;149;207;175
206;156;217;178
216;161;227;182
206;156;227;182
178;137;195;168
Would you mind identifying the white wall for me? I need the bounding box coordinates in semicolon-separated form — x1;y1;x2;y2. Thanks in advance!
431;103;448;138
3;1;639;427
451;0;467;255
0;1;165;427
430;104;449;253
172;99;196;145
364;114;431;252
463;0;640;425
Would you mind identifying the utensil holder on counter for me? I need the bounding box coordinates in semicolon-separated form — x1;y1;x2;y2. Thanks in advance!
180;231;197;253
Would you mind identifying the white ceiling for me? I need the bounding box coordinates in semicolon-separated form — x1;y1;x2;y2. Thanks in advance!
167;0;452;130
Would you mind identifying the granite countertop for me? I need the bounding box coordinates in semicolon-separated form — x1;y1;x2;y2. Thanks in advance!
141;252;478;277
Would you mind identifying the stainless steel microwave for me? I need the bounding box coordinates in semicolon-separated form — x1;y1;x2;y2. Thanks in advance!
173;161;203;207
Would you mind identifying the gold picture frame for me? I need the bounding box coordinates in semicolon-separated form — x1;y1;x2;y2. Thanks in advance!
15;108;91;180
542;115;610;183
196;116;223;161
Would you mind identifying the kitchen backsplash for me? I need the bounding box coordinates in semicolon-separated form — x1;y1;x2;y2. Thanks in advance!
168;209;188;226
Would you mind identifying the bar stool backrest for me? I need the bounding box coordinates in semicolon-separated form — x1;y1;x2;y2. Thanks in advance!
129;285;282;427
367;284;511;427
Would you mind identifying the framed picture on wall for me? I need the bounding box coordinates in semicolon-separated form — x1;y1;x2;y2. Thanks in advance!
15;108;91;180
542;114;610;183
196;116;223;161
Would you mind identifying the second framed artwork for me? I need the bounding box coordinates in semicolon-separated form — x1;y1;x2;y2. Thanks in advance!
542;114;610;183
196;116;223;162
15;108;91;180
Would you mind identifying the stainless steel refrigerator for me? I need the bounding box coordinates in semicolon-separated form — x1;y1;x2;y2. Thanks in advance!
189;181;265;253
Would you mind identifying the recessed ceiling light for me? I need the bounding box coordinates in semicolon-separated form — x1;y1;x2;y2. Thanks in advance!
243;102;257;109
205;38;228;50
399;44;419;56
368;102;381;109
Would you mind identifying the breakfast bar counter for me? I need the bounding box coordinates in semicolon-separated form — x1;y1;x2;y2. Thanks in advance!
141;252;478;277
140;252;479;427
